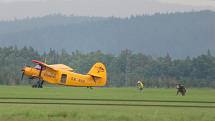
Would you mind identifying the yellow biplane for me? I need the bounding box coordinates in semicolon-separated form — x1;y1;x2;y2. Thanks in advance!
21;60;107;88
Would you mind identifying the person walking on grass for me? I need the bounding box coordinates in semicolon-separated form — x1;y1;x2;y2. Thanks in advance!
176;83;186;96
137;80;144;92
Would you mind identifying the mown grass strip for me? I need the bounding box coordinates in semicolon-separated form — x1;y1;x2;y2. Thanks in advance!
0;97;215;104
0;101;214;108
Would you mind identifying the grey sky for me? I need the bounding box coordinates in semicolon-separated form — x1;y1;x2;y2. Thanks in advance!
0;0;214;20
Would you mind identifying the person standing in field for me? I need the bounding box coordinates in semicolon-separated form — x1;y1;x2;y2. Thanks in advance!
137;80;144;92
176;84;186;96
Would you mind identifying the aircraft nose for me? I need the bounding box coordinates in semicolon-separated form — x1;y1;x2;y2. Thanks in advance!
21;66;27;72
22;67;33;77
21;68;25;72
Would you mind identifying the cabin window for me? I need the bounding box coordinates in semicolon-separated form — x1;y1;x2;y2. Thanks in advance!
34;65;46;70
61;74;67;84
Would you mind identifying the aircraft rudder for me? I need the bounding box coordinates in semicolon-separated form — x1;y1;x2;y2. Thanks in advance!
88;62;107;85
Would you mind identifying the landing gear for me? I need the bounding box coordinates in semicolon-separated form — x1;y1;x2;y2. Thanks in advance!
32;80;44;88
87;86;93;89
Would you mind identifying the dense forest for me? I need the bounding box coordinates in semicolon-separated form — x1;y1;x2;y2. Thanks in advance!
0;10;214;58
0;46;215;88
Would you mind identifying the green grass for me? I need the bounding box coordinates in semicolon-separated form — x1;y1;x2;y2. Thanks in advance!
0;85;214;121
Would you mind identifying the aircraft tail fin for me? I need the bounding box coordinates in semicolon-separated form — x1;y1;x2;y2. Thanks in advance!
88;62;107;86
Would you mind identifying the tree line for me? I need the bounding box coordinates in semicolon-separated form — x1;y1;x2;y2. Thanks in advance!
0;10;214;58
0;46;215;88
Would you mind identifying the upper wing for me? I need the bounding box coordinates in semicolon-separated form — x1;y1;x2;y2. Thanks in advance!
49;64;74;71
32;60;57;71
32;60;48;66
32;60;74;72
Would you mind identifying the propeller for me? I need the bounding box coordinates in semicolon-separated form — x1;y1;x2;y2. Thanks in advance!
21;72;24;80
21;64;27;80
21;68;25;80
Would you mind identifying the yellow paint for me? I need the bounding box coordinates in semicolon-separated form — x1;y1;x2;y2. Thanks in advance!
22;60;107;87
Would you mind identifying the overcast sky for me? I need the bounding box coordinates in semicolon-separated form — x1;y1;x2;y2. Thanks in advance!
0;0;214;20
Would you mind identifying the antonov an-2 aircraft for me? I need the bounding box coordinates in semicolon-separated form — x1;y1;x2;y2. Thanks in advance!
21;60;107;88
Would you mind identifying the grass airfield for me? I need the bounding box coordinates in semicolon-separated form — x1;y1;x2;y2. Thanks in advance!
0;85;214;121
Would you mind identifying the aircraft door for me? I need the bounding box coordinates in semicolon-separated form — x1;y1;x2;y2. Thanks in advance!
61;74;67;84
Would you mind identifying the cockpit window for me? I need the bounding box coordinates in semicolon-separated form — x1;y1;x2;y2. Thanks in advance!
34;65;45;70
34;65;41;70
